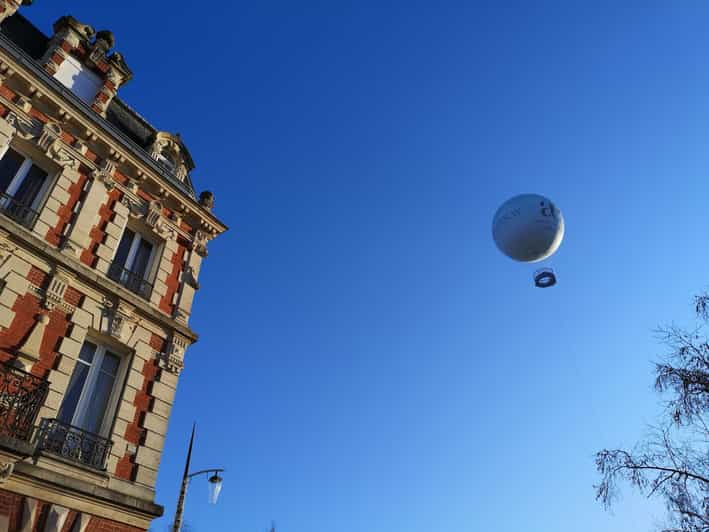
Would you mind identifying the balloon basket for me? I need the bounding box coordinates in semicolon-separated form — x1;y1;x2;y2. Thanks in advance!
533;268;557;288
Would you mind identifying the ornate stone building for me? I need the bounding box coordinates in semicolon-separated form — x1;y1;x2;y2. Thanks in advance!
0;4;226;531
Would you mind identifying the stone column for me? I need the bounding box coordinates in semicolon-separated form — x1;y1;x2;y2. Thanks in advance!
44;505;69;532
19;497;38;532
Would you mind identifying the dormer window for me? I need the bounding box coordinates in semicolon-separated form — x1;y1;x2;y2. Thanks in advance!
156;150;176;173
54;55;102;103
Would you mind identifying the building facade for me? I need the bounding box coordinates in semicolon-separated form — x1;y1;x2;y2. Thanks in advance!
0;3;226;531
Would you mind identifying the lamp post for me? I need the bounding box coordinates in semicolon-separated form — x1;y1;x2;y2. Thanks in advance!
172;424;225;532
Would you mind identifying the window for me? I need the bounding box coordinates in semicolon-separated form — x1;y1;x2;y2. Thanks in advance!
54;55;102;103
57;341;122;435
155;151;176;173
107;227;156;299
0;146;50;227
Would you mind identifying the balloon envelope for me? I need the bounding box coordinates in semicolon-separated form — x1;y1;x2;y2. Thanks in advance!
492;194;564;263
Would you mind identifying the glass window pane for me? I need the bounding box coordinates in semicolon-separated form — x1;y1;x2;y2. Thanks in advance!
57;362;90;426
100;352;120;377
82;370;116;434
0;148;24;193
13;164;47;207
113;229;135;270
130;238;153;279
78;341;97;363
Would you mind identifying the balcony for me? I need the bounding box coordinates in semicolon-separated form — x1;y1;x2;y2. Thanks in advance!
107;262;153;300
0;362;48;444
0;192;39;229
34;418;113;471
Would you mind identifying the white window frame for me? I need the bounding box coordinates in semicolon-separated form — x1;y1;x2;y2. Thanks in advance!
63;342;129;437
116;228;159;282
0;149;53;212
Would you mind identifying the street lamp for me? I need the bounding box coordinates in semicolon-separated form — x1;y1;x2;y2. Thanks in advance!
172;424;225;532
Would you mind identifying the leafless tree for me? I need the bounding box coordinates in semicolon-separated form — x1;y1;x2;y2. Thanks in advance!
596;294;709;531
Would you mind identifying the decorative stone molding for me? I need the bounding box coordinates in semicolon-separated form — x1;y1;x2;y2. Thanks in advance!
149;132;194;183
3;113;82;170
158;332;188;375
25;269;76;315
199;190;214;211
5;110;40;140
102;298;137;344
145;200;162;228
91;158;117;189
0;231;16;262
182;265;199;290
44;273;69;311
122;195;176;240
191;229;209;257
36;121;61;152
0;461;14;483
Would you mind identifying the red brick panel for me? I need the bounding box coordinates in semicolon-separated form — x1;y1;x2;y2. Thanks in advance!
0;85;16;101
159;241;187;315
0;489;22;531
84;516;145;532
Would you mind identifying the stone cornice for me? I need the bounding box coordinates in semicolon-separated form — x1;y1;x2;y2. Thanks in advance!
12;460;163;526
0;31;227;236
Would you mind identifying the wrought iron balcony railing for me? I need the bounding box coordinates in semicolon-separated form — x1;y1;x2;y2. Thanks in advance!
107;262;153;300
34;418;113;471
0;362;48;442
0;192;39;229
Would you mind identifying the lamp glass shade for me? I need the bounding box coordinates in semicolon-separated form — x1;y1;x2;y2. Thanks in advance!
208;473;223;504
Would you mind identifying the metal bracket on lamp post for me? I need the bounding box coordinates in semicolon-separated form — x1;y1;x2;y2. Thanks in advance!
172;425;226;532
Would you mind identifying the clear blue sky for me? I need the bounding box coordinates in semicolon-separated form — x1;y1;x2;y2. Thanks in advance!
25;2;709;530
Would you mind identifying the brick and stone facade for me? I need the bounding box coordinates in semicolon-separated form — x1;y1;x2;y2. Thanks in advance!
0;5;226;531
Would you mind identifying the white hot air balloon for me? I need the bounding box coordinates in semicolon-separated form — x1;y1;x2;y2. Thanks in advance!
492;193;564;287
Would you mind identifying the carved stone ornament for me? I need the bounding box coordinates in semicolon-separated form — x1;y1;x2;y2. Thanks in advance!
36;122;81;170
101;298;137;344
92;159;117;190
43;273;69;311
0;236;16;262
5;111;40;140
122;195;146;218
2;116;81;170
0;1;26;25
145;200;162;228
192;230;209;257
149;132;194;182
36;122;61;152
0;462;14;483
199;191;214;211
182;265;200;290
158;333;188;375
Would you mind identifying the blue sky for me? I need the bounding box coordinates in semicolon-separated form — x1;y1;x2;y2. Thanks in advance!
25;2;709;530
